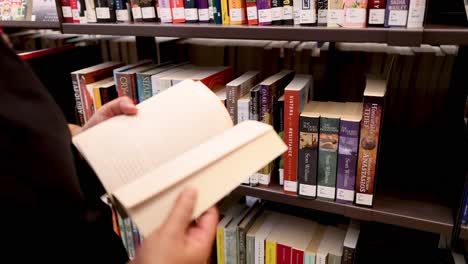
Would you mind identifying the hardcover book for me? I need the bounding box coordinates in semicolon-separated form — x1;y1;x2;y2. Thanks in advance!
384;0;409;27
343;0;366;28
355;76;386;206
297;101;320;198
227;71;261;124
336;102;362;204
72;80;287;238
367;0;386;26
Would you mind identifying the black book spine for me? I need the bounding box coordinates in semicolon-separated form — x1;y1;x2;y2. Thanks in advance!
95;0;117;22
297;114;319;198
281;0;292;24
184;0;199;22
140;0;158;21
342;246;355;264
271;0;283;24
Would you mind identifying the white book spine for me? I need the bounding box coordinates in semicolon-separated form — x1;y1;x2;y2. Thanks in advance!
406;0;426;28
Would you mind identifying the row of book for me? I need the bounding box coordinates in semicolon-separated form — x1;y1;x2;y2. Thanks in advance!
60;0;427;28
216;200;361;264
0;0;58;21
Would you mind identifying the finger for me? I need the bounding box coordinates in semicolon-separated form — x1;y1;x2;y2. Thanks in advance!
162;188;197;236
187;207;218;242
102;96;138;117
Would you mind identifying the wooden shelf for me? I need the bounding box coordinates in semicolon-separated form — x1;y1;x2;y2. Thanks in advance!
234;184;454;235
460;226;468;239
0;20;60;29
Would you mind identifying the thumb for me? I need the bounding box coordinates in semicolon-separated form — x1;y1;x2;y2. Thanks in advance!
100;96;138;117
162;188;197;237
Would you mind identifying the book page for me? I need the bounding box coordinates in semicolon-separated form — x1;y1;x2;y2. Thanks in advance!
72;80;233;193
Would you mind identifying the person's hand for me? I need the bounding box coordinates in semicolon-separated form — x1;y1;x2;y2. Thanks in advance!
71;96;138;136
131;189;219;264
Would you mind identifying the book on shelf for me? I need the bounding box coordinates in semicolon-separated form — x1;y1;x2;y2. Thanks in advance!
406;0;426;28
227;71;262;124
31;0;59;22
384;0;409;28
71;79;287;237
343;0;367;28
327;0;344;27
367;0;386;27
317;0;328;26
115;63;159;104
184;0;199;22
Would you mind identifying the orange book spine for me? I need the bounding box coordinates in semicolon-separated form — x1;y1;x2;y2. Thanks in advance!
111;206;121;237
170;0;186;22
229;0;247;24
283;90;299;194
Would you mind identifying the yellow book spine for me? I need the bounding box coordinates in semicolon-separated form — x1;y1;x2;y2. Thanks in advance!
221;0;230;24
216;227;226;264
266;240;277;264
93;87;102;110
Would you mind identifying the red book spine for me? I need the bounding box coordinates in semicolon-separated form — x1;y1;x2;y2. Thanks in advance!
70;0;80;23
116;73;139;104
283;90;299;194
277;243;292;264
196;67;234;90
291;249;304;264
246;0;258;24
60;0;74;22
170;0;186;23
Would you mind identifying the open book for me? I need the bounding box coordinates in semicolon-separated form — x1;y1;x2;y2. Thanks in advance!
72;79;286;237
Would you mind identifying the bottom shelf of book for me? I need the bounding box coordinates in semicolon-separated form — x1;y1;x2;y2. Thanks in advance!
233;184;454;236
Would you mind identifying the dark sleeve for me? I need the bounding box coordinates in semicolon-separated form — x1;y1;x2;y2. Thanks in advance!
0;39;128;263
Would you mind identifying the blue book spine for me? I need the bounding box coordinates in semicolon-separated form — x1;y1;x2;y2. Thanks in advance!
213;0;222;23
137;73;153;103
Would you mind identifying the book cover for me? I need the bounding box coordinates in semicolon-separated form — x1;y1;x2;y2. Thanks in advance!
197;0;209;21
367;0;386;26
229;0;247;24
191;66;234;91
140;0;157;21
317;0;327;25
184;0;198;22
283;75;312;194
60;0;74;22
158;0;172;22
299;0;317;24
406;0;425;28
226;71;261;124
130;0;143;21
327;0;344;27
271;0;282;24
342;221;360;264
384;0;409;27
256;0;272;25
221;0;229;23
343;0;367;28
317;102;343;201
246;0;258;24
115;0;131;22
336;102;362;204
259;70;295;186
170;0;186;23
355;77;386;206
281;0;292;24
297;102;320;199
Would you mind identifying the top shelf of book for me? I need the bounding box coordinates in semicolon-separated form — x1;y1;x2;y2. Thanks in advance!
61;23;468;46
0;20;60;29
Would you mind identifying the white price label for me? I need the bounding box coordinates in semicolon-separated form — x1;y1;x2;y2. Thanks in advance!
208;6;214;19
185;8;198;20
62;6;72;17
327;9;344;25
356;193;373;206
293;0;300;24
132;7;142;19
142;7;156;18
318;9;327;24
72;9;80;20
337;188;354;201
258;8;272;23
86;10;97;22
300;9;316;24
172;7;185;20
282;5;292;19
279;169;284;185
247;6;258;20
271;6;282;21
299;184;317;197
249;173;259;184
258;173;270;185
116;9;130;21
317;185;335;199
96;7;110;19
284;180;297;193
388;9;408;26
345;8;366;24
159;7;172;22
156;7;161;18
198;8;209;21
368;8;385;24
230;8;243;21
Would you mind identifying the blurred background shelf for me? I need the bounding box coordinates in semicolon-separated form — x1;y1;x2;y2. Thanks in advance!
0;20;60;29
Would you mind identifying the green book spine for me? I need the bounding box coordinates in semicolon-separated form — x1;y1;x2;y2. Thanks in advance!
304;253;315;264
246;235;254;264
238;228;246;264
317;117;340;201
225;228;238;264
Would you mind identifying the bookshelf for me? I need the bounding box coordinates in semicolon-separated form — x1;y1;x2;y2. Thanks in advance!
234;184;454;235
0;20;60;29
460;226;468;240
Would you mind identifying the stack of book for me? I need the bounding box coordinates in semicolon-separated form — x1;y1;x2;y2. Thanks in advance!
0;0;58;21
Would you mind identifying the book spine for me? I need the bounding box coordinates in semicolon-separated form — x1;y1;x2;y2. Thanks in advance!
217;227;226;264
304;253;314;264
277;99;285;185
61;0;74;22
327;0;343;27
317;0;327;26
224;229;235;264
238;228;246;264
316;253;326;264
185;0;198;22
208;0;214;21
170;0;186;22
159;0;172;22
406;0;425;28
95;0;117;22
297;114;319;198
283;90;299;194
258;84;273;185
246;0;258;24
140;0;157;21
115;0;131;22
84;0;97;22
116;73;135;103
213;0;222;23
70;0;80;22
292;0;300;24
79;75;95;123
271;0;283;24
343;0;367;28
249;88;261;187
103;85;118;104
131;221;140;247
317;117;340;201
256;0;272;25
71;73;85;126
137;74;153;103
336;120;359;203
239;97;251;185
221;0;230;24
227;85;238;123
246;235;255;264
276;243;291;264
124;218;136;259
229;0;247;24
265;240;276;264
197;0;209;21
282;0;292;24
356;95;384;206
255;237;265;264
299;0;317;24
291;249;304;264
367;0;386;26
116;213;128;251
342;247;354;264
462;192;468;225
384;0;408;27
93;87;102;110
131;0;144;21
